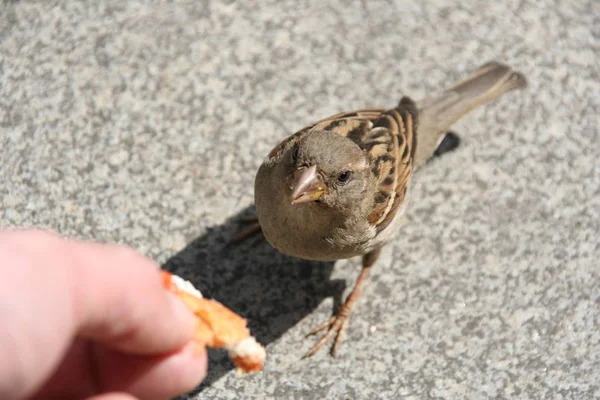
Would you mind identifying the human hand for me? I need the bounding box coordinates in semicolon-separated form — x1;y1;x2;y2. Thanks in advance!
0;229;207;400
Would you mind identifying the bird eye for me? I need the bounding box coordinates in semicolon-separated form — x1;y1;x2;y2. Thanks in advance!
337;170;353;184
292;145;300;163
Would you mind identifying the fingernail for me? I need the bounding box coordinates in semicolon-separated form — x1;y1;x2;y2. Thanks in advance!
168;293;197;336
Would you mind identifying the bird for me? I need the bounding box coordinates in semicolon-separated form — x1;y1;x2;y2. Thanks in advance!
250;61;527;357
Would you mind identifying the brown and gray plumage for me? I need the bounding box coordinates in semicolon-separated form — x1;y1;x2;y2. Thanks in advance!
253;61;527;357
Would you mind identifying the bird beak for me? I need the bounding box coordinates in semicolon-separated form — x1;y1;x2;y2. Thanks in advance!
291;165;325;204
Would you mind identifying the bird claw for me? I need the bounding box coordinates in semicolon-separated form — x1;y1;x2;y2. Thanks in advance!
306;316;337;337
302;313;349;358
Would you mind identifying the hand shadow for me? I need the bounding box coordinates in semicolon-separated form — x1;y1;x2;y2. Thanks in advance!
162;205;344;395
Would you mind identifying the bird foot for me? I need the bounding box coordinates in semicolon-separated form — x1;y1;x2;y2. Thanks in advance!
302;261;373;359
303;312;350;358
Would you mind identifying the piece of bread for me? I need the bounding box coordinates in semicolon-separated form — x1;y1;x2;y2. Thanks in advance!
161;271;266;373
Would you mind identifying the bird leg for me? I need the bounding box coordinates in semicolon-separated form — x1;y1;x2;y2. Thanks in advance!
228;217;265;246
303;247;381;358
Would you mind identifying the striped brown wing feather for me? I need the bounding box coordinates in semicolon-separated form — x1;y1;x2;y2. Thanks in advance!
368;97;418;232
302;108;386;130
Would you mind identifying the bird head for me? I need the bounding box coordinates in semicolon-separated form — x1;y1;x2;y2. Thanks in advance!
287;130;372;211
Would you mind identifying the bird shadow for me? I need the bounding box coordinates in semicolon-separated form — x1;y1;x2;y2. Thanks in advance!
162;205;344;396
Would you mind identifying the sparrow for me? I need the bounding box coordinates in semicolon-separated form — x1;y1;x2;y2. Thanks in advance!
252;61;527;357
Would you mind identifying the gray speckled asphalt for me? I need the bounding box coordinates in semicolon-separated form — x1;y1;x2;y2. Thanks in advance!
1;1;599;399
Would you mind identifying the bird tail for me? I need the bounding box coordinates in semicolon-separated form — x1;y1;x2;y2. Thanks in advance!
414;61;527;167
